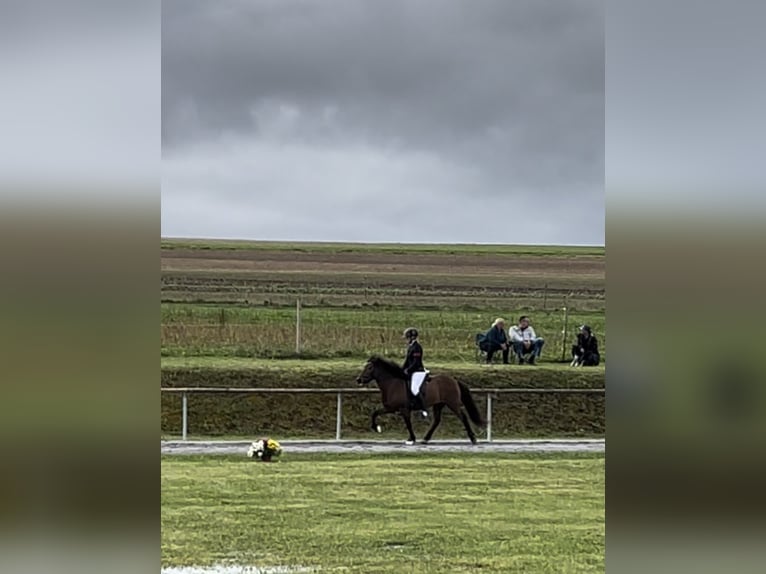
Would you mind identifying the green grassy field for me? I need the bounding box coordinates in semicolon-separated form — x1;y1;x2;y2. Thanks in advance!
161;453;604;573
161;240;605;360
161;304;605;362
162;238;605;257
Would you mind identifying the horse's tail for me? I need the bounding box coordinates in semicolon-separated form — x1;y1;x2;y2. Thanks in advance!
458;381;486;428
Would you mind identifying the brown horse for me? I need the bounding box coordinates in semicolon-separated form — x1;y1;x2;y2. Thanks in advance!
354;356;485;444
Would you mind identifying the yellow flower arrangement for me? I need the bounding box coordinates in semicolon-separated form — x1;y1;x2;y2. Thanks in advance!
266;439;282;454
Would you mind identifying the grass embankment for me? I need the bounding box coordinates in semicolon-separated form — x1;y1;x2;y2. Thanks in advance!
161;453;605;573
161;359;605;439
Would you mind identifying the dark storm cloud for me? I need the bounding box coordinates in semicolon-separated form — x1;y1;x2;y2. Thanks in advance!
162;0;604;244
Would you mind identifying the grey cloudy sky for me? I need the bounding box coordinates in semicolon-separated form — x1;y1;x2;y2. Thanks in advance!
162;0;604;245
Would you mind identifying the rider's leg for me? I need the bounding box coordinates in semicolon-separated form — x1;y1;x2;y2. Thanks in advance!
410;375;428;416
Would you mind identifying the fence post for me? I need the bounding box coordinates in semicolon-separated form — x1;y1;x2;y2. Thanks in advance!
486;393;493;442
561;302;569;361
295;298;302;354
335;392;343;440
182;392;188;441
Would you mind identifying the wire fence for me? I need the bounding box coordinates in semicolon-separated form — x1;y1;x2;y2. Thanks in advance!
161;299;605;362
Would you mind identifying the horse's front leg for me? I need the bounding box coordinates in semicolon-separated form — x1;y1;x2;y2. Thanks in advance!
370;408;389;433
400;409;417;444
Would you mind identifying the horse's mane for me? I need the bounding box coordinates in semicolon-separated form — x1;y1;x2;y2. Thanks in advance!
368;355;407;380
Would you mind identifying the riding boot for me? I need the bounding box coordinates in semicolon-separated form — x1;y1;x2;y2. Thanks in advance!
408;393;417;411
414;393;428;418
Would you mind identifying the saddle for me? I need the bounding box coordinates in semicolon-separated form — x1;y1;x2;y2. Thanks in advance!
409;371;430;387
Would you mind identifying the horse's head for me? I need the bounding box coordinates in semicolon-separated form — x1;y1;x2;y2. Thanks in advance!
355;359;376;386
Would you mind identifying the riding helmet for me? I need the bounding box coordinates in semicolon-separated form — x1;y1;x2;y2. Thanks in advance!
403;327;419;339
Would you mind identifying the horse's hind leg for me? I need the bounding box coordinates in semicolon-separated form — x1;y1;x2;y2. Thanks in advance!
461;410;478;444
422;404;444;444
446;403;477;445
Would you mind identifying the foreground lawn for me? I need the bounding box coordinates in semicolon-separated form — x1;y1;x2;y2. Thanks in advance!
161;453;604;573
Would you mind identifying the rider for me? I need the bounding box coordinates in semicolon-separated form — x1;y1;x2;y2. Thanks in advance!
402;327;428;417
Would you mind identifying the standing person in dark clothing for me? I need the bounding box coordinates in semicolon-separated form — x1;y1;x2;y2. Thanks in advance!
402;327;428;417
483;318;510;364
571;325;600;366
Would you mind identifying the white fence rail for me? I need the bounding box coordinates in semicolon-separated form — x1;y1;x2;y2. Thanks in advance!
162;387;605;442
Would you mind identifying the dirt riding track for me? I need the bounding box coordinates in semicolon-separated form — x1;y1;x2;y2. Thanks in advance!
161;438;605;456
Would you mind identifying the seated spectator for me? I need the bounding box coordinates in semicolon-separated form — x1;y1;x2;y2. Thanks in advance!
509;315;545;364
571;325;600;366
480;318;510;364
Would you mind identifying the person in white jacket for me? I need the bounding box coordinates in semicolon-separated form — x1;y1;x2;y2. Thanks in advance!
509;315;545;364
